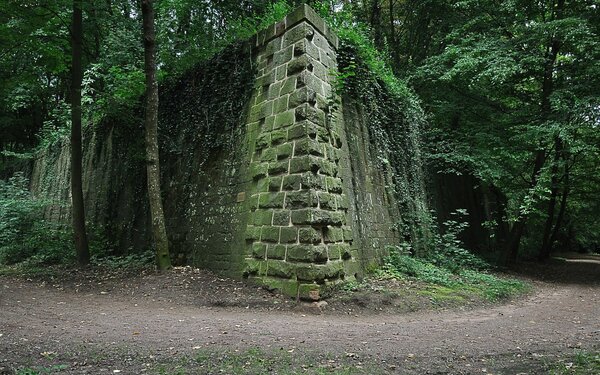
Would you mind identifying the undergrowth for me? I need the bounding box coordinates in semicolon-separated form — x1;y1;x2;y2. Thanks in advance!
379;247;528;301
547;350;600;375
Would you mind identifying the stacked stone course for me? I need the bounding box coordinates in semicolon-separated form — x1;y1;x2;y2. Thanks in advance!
243;5;352;300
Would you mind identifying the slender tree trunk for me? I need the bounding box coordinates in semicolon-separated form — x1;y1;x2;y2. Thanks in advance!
548;159;570;251
539;137;563;260
388;0;400;72
142;0;171;271
71;0;90;266
370;0;383;50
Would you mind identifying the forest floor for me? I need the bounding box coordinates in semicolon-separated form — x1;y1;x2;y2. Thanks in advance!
0;253;599;375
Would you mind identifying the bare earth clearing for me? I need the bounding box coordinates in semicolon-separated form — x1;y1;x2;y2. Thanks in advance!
1;254;599;374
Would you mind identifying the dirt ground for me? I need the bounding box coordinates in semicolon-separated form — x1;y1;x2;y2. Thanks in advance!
0;253;599;374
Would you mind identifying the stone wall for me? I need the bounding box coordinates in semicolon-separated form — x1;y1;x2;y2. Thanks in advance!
27;5;411;299
242;5;355;300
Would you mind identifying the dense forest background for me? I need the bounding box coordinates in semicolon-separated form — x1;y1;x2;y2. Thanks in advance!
1;0;599;268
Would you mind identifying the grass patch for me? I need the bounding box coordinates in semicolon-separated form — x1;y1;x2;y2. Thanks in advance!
548;350;600;374
380;250;529;302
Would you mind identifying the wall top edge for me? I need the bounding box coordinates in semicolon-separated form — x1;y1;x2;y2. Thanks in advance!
254;4;339;50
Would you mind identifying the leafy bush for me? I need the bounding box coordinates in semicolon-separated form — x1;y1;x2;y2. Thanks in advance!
428;209;489;272
0;173;74;266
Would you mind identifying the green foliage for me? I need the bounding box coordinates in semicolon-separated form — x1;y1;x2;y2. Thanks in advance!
548;350;600;375
91;250;155;270
428;210;489;272
382;246;527;301
0;172;74;266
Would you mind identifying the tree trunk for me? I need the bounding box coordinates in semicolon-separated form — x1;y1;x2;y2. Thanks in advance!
548;158;570;252
370;0;383;50
71;0;90;266
142;0;171;271
539;137;563;261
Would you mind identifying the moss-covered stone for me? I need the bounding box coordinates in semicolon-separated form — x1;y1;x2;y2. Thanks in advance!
259;192;285;209
286;190;318;209
267;244;287;260
298;227;322;244
261;226;280;243
323;226;344;243
286;244;327;262
252;243;267;259
272;210;290;225
279;226;298;243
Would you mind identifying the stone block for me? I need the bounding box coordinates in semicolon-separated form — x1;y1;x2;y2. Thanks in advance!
245;226;261;241
256;134;271;151
274;95;289;114
295;103;326;126
268;176;282;192
326;244;342;260
276;65;287;81
259;192;285;209
282;174;301;190
260;147;277;162
266;259;295;279
271;129;287;145
255;177;269;193
274;110;295;129
283;22;315;48
297;71;324;95
243;259;262;276
264;115;275;131
293;39;320;60
300;172;327;190
253;209;273;225
295;261;343;282
268;160;289;175
323;226;344;243
289;86;317;108
279;76;296;96
256;71;275;87
273;45;293;66
261;226;280;243
287;55;313;75
286;244;327;263
289;155;319;174
279;227;298;243
291;208;343;226
272;210;290;226
326;177;343;193
255;277;298;298
298;283;321;301
298;227;322;244
265;37;282;56
268;81;283;100
317;192;337;210
276;143;293;160
252;243;267;259
293;138;323;157
287;120;320;140
250;163;268;180
286;190;318;209
267;244;287;260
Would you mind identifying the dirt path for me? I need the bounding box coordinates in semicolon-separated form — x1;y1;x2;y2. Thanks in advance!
1;256;599;374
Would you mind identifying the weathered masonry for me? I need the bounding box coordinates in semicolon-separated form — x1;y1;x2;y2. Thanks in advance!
30;5;406;299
